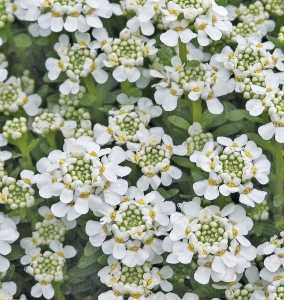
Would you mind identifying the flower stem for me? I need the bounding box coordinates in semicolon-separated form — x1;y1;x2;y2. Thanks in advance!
45;132;57;149
272;143;284;227
191;100;203;124
178;40;187;64
10;134;34;170
83;75;104;123
54;283;66;300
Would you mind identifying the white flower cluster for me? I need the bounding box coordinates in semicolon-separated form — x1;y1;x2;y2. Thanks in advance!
21;206;75;249
14;0;122;34
86;187;175;266
35;136;131;220
0;75;41;116
122;0;233;47
58;88;93;138
94;95;162;145
0;170;36;209
32;88;93;139
215;38;284;143
98;256;174;299
127;127;186;190
163;198;256;284
21;241;76;299
185;122;214;156
93;95;184;190
1;0;283;298
20;207;76;299
0;212;19;273
152;51;234;112
94;28;157;83
190;134;271;206
46;32;108;94
232;1;275;42
217;231;284;300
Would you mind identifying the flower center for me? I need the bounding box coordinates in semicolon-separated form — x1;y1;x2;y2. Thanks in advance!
276;285;284;300
67;46;92;75
0;181;35;210
67;158;93;184
120;265;147;286
3;117;28;140
35;220;66;245
114;112;142;142
117;204;145;231
271;90;284;116
235;47;261;71
226;285;254;300
220;152;245;179
0;82;20;114
138;145;166;168
111;38;144;63
232;22;257;38
178;63;206;89
168;0;203;9
31;252;64;282
196;219;225;246
187;132;213;155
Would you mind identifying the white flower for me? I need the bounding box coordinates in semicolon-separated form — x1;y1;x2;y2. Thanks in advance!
127;127;186;190
86;187;175;266
165;198;255;284
93;96;162;146
0;213;19;273
191;134;270;205
31;282;54;300
152;54;230;113
194;4;232;46
0;76;41;116
46;33;108;94
258;232;284;273
36;136;131;220
160;21;196;47
98;256;173;298
16;0;121;33
258;113;284;143
0;281;17;300
102;29;157;83
21;242;76;299
126;1;156;36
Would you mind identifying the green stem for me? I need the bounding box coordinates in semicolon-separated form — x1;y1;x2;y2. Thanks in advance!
54;283;66;300
83;75;104;123
10;134;34;170
272;143;284;227
177;41;203;124
83;75;96;96
191;100;203;124
178;40;187;64
45;132;57;149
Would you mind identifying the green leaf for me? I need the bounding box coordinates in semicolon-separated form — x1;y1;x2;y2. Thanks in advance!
225;109;247;122
213;121;254;136
158;187;179;199
14;34;32;48
78;255;97;269
158;45;174;66
84;242;97;257
167;116;190;130
172;156;193;169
